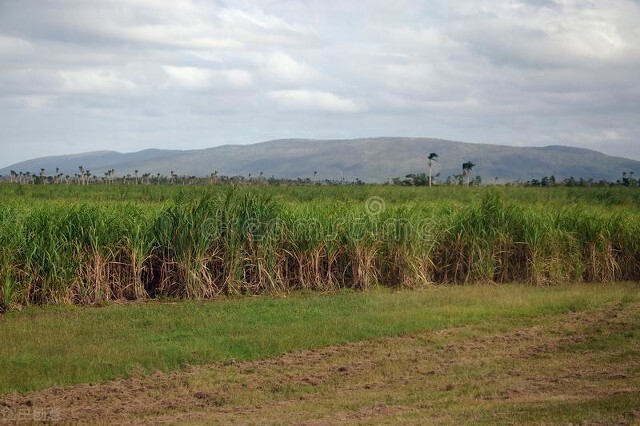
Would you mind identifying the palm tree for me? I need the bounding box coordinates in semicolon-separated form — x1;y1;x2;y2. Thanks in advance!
427;153;438;187
462;161;475;186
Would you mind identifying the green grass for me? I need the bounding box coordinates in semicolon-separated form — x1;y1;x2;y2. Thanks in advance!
1;283;638;395
2;183;640;207
1;185;640;308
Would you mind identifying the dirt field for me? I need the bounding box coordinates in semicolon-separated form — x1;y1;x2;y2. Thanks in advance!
2;301;639;425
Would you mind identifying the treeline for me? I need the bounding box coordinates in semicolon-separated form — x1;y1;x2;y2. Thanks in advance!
0;170;640;187
391;173;482;186
391;173;639;187
522;173;640;187
1;169;637;187
1;169;362;186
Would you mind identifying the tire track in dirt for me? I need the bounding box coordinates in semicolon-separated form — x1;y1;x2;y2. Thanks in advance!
1;301;639;424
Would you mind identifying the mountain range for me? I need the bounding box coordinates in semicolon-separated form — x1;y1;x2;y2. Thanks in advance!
1;137;638;182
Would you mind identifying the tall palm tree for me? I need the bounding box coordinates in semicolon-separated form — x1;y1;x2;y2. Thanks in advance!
462;161;475;186
427;153;438;187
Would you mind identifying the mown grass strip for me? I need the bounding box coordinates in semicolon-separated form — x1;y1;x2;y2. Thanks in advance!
1;283;638;395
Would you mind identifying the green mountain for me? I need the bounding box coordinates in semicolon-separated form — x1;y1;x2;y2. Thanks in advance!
1;138;637;182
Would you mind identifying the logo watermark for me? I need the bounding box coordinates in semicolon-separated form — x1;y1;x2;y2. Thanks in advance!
365;196;386;216
1;405;61;423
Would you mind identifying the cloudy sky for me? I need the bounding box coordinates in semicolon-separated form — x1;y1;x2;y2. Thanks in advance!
1;0;640;168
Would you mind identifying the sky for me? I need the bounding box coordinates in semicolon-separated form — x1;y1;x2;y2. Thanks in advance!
1;0;640;168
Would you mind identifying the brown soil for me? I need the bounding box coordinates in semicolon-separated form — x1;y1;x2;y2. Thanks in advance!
2;302;640;425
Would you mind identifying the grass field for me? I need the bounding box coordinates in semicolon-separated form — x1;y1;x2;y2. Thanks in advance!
1;185;639;423
1;283;639;423
1;184;639;309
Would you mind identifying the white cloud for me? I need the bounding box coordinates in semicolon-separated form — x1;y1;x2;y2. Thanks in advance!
122;25;244;50
269;90;362;113
163;65;213;90
265;52;321;84
58;70;137;94
225;69;253;88
218;7;314;39
22;95;54;109
449;0;640;67
163;65;253;91
107;4;316;51
601;129;624;142
0;35;33;58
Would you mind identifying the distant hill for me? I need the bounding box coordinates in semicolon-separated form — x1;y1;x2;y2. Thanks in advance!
1;138;638;182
